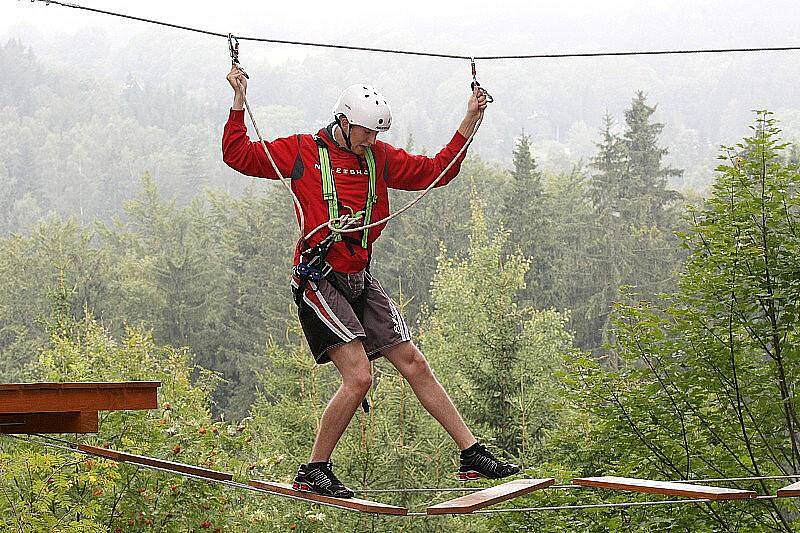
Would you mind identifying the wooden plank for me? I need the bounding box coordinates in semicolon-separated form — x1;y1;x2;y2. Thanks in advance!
78;444;233;482
573;476;757;500
427;478;555;515
777;481;800;498
248;480;408;515
0;382;160;413
0;382;161;391
0;411;98;434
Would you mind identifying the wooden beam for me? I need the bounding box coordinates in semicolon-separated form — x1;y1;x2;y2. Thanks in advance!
573;476;757;500
427;478;555;515
0;411;98;434
0;382;160;414
78;444;233;482
248;480;408;515
777;481;800;498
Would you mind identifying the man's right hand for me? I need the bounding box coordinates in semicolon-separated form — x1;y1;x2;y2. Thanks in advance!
227;65;247;93
227;65;247;110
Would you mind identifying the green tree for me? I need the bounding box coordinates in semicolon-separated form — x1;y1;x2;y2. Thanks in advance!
421;193;573;458
0;302;254;532
580;94;685;356
552;111;800;531
502;131;550;308
623;90;683;223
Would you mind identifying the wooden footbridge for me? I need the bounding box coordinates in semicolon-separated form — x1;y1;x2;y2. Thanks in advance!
2;381;797;516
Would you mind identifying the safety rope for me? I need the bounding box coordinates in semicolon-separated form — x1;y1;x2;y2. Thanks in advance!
25;0;800;61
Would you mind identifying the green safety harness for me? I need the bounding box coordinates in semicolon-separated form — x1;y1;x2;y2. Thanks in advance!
318;141;378;249
293;137;379;290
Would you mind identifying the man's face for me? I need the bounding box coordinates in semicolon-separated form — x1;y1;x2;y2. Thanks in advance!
348;124;378;156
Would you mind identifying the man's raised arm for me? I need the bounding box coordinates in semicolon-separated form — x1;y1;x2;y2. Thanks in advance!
384;87;488;191
222;66;299;179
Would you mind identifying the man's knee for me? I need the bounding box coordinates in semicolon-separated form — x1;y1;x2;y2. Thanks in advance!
347;368;373;397
392;343;434;381
329;340;372;396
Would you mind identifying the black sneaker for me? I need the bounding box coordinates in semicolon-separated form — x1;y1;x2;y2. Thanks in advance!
293;461;354;498
458;442;521;481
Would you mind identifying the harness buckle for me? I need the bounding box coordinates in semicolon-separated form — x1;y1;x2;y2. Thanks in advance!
294;261;331;282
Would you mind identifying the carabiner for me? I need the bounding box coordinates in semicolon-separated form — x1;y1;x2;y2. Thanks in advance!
228;33;249;79
469;57;493;103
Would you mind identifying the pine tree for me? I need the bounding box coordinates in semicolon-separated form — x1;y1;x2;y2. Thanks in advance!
502;131;549;308
588;113;627;214
622;90;682;224
580;95;685;355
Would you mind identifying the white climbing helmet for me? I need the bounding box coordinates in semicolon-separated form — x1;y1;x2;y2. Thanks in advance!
332;84;392;132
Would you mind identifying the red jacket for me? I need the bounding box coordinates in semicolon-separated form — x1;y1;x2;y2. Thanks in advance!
222;109;469;273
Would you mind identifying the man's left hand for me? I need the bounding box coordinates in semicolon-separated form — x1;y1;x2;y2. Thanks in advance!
467;86;489;117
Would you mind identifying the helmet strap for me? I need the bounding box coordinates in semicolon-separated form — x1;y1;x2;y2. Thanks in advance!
335;115;353;151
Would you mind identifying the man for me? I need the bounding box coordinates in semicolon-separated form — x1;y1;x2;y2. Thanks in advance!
222;65;520;498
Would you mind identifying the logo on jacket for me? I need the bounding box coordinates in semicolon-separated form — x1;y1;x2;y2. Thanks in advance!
314;164;368;176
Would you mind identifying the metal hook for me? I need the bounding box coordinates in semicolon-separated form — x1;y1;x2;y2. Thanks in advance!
228;33;249;79
469;57;493;103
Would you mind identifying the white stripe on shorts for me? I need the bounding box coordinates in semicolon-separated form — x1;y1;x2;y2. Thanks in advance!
293;278;356;343
313;285;358;341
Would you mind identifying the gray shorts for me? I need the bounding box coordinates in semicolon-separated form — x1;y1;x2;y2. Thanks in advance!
291;269;411;364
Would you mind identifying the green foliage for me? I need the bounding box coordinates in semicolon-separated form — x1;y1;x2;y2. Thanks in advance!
549;111;800;531
580;92;685;355
0;304;255;531
421;192;573;459
0;219;109;381
374;157;509;322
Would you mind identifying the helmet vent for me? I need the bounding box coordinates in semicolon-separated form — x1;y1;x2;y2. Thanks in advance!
378;119;384;124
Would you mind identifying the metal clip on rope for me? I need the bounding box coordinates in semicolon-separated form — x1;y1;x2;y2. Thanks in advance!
470;57;493;103
228;34;249;79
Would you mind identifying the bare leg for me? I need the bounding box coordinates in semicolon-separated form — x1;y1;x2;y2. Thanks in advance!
383;341;476;451
308;340;372;463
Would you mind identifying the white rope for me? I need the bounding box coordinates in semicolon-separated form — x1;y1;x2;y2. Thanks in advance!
239;90;306;235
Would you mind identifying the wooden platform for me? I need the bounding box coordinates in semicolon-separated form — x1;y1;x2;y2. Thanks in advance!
427;478;555;515
248;480;408;515
0;382;160;434
0;382;160;413
79;444;233;481
573;476;757;500
0;411;98;434
777;481;800;498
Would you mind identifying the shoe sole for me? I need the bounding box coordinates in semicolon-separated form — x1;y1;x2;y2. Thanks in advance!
457;469;521;482
292;481;354;499
457;470;484;482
